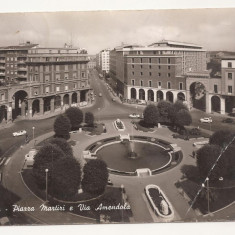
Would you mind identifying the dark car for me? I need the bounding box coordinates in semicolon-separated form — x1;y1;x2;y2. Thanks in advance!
222;118;234;123
228;113;235;117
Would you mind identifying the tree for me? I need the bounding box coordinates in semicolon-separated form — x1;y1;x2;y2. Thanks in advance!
54;114;71;140
82;159;109;195
50;157;81;200
143;104;159;126
33;144;66;189
157;101;173;122
65;107;83;130
175;109;192;127
196;144;227;181
48;138;73;157
85;112;94;126
209;130;235;147
168;101;188;124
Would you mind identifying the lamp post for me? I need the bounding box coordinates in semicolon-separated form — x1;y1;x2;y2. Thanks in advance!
45;169;49;202
32;126;35;140
121;184;124;222
202;177;210;214
98;108;100;123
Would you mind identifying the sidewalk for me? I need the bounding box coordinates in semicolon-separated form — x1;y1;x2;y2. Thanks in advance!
2;131;95;225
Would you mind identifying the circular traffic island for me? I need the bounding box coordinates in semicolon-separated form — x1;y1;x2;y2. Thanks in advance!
86;136;183;176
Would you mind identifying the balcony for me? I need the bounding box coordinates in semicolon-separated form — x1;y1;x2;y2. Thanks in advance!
26;56;89;64
17;74;27;79
0;66;5;70
0;60;5;63
18;67;27;71
17;60;26;64
0;72;5;76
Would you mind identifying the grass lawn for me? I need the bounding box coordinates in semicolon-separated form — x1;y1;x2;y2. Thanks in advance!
83;123;106;136
22;169;132;222
176;164;235;214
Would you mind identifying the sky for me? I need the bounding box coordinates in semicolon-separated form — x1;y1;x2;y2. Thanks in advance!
0;8;235;54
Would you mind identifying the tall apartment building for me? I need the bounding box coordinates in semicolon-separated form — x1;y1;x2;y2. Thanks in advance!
0;42;91;123
110;40;207;104
96;49;110;74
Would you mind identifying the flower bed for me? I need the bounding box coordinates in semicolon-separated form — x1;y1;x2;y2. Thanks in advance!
145;184;174;219
114;119;125;131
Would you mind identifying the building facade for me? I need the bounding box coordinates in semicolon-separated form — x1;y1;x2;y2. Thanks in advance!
96;49;110;74
110;40;207;105
0;42;91;123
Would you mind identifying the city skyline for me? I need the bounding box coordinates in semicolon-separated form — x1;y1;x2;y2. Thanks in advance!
0;8;234;54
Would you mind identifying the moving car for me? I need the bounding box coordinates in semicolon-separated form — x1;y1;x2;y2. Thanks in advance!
199;117;212;123
129;113;140;119
99;93;102;97
13;130;27;137
137;100;146;105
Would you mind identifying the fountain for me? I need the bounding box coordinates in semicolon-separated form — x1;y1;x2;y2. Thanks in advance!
128;140;138;159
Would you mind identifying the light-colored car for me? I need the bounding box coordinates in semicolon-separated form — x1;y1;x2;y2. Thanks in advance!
137;100;146;105
99;93;102;97
129;113;140;119
200;117;212;123
13;130;27;137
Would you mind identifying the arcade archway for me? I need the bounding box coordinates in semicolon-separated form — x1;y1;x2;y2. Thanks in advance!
166;91;173;103
0;105;7;123
189;82;206;111
131;88;137;99
148;90;154;101
156;90;163;102
32;99;39;116
72;93;77;104
139;89;145;100
12;90;28;119
63;94;69;105
211;96;221;113
177;92;185;101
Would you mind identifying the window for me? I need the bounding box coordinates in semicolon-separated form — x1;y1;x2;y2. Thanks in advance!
140;65;143;69
81;72;86;78
158;73;161;77
65;65;68;71
168;58;171;64
131;79;135;86
168;66;171;70
179;82;183;90
228;62;232;68
34;91;38;95
45;75;50;82
56;86;60;92
56;74;60;81
132;71;134;75
167;82;171;89
149;81;152;87
228;86;233;93
46;57;49;62
74;83;77;89
149;72;152;76
45;86;50;93
45;65;49;72
132;64;134;69
132;58;134;63
65;85;68;91
228;73;233;79
168;73;171;77
140;72;143;76
214;84;218;93
56;65;60;71
1;93;5;100
158;66;161;69
158;58;161;63
73;64;77;70
140;58;143;64
140;80;143;86
158;81;161;87
73;72;77;78
149;58;152;63
149;65;152;69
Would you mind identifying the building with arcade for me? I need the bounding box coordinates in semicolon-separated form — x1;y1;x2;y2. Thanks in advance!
0;42;91;123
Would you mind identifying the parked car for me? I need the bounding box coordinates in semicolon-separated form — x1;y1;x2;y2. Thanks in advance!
222;118;234;123
199;117;212;123
112;98;116;102
129;113;140;119
99;93;102;97
107;179;113;186
13;130;27;137
137;100;146;105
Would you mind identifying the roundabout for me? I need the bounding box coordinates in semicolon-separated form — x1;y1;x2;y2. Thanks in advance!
85;135;183;175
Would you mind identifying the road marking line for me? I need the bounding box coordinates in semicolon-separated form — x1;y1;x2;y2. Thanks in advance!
4;158;11;166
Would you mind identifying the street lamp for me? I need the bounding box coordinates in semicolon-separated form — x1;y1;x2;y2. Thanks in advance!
121;184;124;222
32;126;35;140
202;177;210;214
98;108;100;123
45;169;49;202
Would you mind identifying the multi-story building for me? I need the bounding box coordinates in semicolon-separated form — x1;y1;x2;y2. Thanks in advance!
96;49;110;75
110;40;207;104
0;42;91;123
88;55;97;69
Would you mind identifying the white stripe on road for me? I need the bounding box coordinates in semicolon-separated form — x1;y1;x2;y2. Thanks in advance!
4;158;11;166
